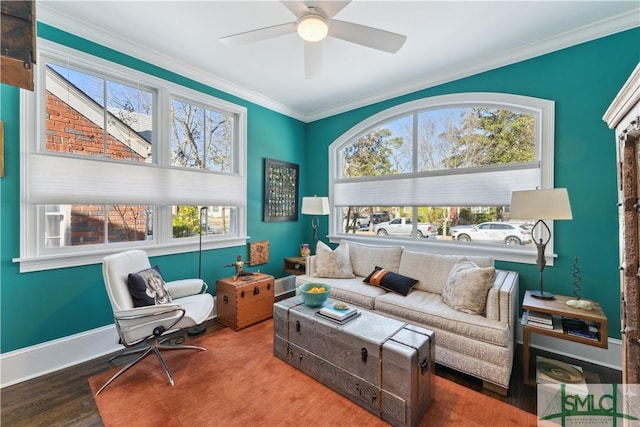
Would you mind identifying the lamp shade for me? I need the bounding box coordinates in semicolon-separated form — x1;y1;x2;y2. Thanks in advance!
510;188;573;220
301;196;330;215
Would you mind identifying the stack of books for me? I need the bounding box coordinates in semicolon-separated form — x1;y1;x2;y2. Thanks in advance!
316;304;360;324
523;310;557;330
567;328;599;341
561;317;600;341
566;322;600;341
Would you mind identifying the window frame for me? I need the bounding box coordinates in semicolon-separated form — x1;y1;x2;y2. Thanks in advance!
16;40;248;272
328;93;555;265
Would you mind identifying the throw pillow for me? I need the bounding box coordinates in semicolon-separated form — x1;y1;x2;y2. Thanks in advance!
347;241;403;277
314;240;355;278
399;251;494;294
363;266;418;296
442;258;496;315
127;265;173;307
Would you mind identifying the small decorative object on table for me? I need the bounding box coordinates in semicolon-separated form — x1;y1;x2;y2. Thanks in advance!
298;282;331;307
317;301;360;324
223;255;255;281
566;256;593;310
566;299;593;310
571;256;582;299
300;243;310;257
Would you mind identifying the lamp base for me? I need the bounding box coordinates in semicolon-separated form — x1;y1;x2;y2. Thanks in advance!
530;290;555;300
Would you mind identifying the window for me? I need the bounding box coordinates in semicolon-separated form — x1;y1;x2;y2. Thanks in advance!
330;93;555;264
170;98;234;172
17;40;247;272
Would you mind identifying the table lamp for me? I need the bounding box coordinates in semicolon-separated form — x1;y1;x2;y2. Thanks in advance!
301;195;330;249
510;188;572;300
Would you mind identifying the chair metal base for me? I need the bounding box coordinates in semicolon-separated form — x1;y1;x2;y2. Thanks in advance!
95;339;205;396
106;336;175;363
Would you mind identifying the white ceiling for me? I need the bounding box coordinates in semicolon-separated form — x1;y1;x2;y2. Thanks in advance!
38;1;639;122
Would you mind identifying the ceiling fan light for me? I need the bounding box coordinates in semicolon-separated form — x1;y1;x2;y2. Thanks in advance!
297;14;328;42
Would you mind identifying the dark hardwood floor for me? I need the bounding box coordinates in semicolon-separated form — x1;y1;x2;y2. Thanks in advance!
0;319;622;427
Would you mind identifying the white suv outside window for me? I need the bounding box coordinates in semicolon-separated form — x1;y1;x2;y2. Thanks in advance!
452;222;532;246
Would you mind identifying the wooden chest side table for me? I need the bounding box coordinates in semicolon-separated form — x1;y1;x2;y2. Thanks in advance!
216;273;275;331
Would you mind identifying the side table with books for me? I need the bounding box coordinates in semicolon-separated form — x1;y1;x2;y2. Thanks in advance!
521;290;608;385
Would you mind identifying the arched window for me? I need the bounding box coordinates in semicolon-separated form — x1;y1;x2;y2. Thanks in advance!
329;93;555;263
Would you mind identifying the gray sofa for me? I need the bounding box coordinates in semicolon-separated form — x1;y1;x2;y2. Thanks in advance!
295;240;519;395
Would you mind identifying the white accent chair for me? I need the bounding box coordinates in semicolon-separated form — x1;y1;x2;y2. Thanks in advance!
96;249;214;395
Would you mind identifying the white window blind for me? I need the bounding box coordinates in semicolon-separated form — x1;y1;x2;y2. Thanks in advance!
334;162;540;207
27;153;246;206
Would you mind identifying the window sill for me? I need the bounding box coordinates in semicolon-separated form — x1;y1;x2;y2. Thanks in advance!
328;234;555;266
13;236;249;273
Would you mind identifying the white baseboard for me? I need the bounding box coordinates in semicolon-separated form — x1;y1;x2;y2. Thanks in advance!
0;324;123;389
0;297;219;389
516;319;622;371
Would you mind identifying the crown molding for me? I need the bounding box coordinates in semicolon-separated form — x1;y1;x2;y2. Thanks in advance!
36;3;307;122
306;10;640;122
603;62;640;128
37;4;638;124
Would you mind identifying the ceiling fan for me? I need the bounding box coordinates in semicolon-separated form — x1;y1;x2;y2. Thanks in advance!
219;1;407;79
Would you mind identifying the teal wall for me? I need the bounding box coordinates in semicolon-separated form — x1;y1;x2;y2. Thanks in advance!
306;28;640;341
1;23;638;355
0;24;307;353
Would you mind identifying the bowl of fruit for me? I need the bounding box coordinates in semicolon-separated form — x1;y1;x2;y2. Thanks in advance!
298;283;332;307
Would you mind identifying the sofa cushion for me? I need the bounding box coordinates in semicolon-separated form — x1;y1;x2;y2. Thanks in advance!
347;241;403;277
399;251;493;294
363;266;418;296
442;258;496;315
374;290;509;347
127;265;173;307
314;240;355;279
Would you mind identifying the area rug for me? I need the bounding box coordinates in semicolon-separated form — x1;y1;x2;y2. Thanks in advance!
89;320;536;426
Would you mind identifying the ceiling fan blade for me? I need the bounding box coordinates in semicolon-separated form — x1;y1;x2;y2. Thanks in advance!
304;41;322;79
315;1;351;19
219;22;296;47
328;20;406;53
280;1;309;18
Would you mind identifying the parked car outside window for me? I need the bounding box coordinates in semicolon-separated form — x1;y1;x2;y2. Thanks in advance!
357;211;391;228
452;222;531;245
374;217;437;238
